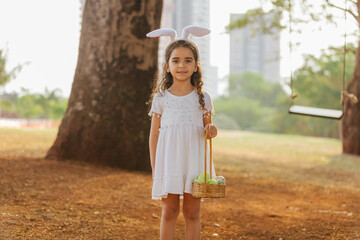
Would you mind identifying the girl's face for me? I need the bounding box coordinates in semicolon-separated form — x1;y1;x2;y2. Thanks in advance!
166;47;197;83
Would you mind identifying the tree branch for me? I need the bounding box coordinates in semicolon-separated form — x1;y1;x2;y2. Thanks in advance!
348;0;357;6
325;0;359;25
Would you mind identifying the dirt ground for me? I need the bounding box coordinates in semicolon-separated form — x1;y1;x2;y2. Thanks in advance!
1;155;359;240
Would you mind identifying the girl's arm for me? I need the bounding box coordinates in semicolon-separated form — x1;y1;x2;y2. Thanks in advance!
203;112;217;139
149;115;161;177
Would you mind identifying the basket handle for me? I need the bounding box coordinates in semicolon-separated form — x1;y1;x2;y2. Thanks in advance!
204;130;213;185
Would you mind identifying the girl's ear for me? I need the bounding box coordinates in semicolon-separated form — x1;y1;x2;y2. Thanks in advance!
194;64;198;73
166;64;170;73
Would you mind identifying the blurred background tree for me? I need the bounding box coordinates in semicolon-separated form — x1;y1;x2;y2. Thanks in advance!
0;48;24;88
0;47;27;118
0;87;68;119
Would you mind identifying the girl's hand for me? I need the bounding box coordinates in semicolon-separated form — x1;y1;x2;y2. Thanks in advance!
204;123;217;139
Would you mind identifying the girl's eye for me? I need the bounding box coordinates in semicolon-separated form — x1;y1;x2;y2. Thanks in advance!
186;60;192;63
173;60;178;63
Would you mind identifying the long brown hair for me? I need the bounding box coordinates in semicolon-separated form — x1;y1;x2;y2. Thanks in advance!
147;39;206;112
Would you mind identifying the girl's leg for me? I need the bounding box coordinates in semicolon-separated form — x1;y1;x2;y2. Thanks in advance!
183;193;201;240
160;193;180;240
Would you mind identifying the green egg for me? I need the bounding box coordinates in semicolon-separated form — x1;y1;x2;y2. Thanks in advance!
196;172;210;183
207;179;218;184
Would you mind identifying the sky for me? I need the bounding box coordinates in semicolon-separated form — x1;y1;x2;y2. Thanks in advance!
0;0;356;97
0;0;81;97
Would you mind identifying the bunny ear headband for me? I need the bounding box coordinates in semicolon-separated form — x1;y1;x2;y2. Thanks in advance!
146;25;211;53
146;25;211;41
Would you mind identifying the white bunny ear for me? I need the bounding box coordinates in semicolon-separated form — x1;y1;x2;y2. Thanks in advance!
146;28;177;41
182;25;211;39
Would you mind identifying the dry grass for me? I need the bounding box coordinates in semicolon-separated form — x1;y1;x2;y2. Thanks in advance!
213;130;360;188
0;128;56;158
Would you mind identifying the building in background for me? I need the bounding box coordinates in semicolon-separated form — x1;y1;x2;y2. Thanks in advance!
160;0;218;98
229;13;280;83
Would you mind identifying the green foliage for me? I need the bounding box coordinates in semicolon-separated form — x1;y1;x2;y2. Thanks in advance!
226;6;286;36
0;48;27;87
292;43;356;110
15;92;43;119
214;72;288;132
0;88;68;119
229;72;285;107
269;96;340;138
0;99;13;112
213;113;240;130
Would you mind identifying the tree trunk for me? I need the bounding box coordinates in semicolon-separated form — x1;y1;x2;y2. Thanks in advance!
342;40;360;155
45;0;162;171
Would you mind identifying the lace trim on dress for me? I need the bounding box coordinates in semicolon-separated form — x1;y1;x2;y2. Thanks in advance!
148;111;162;118
203;109;215;118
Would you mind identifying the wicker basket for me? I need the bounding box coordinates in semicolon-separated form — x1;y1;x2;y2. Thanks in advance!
192;130;225;198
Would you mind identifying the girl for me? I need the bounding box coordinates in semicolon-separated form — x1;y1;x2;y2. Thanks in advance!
147;26;218;240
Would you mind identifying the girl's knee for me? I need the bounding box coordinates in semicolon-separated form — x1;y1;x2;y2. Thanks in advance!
162;205;180;221
183;207;200;221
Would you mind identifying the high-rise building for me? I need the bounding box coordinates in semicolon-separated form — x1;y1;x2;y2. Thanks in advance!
229;13;280;83
159;0;218;98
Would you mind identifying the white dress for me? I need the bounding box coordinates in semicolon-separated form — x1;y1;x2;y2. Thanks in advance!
148;89;216;200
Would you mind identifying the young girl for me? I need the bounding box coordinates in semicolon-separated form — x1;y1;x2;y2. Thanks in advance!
147;26;218;240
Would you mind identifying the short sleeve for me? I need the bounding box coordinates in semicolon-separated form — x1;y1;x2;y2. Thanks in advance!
203;92;215;117
148;93;162;118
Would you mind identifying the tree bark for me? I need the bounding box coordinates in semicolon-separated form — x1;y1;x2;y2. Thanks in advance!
342;40;360;155
45;0;162;171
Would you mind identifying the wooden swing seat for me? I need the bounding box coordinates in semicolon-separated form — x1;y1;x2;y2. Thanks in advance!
289;105;343;120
